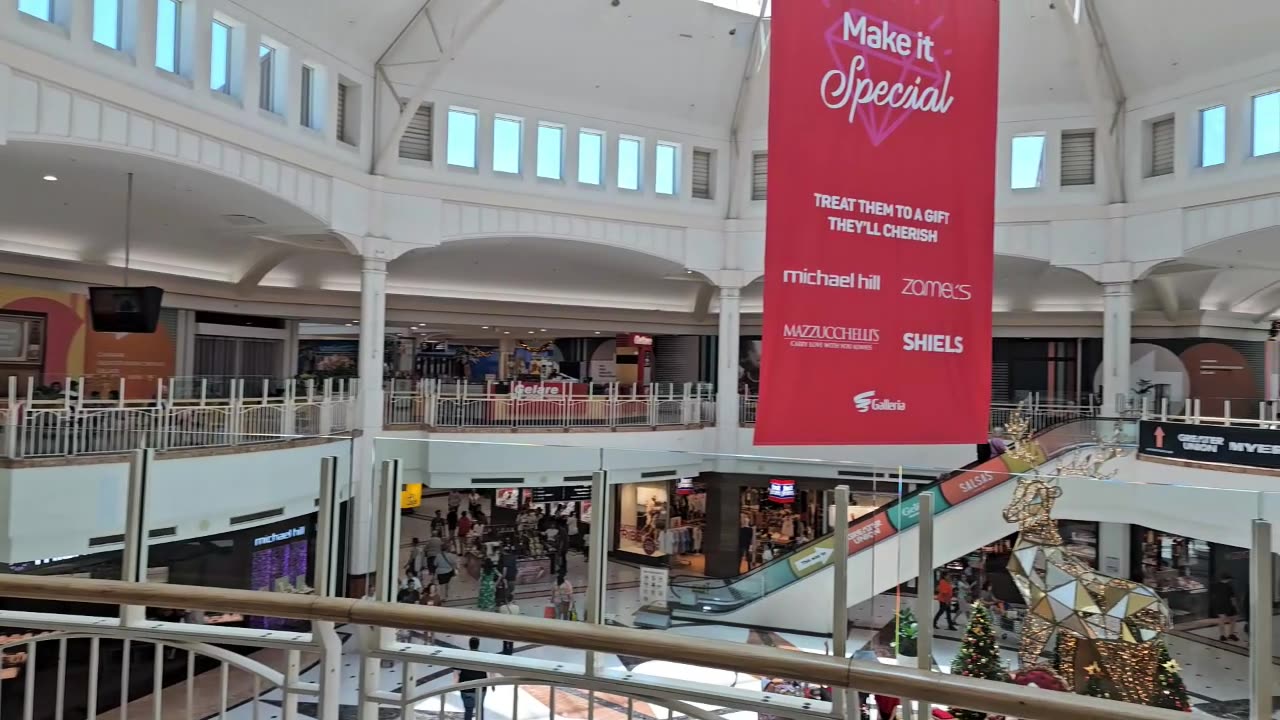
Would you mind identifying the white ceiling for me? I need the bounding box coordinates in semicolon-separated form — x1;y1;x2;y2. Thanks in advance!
266;236;700;310
0;142;342;282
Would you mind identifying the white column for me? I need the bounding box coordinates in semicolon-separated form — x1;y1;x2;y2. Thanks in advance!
281;319;300;379
1101;281;1133;415
350;258;387;581
715;286;741;452
1097;522;1130;578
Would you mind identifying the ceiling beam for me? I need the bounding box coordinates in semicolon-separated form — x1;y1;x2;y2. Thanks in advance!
725;5;770;222
236;246;294;293
1149;274;1179;322
1055;0;1127;204
373;0;506;176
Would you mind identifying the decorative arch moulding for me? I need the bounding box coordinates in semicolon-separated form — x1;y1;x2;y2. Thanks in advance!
3;72;333;225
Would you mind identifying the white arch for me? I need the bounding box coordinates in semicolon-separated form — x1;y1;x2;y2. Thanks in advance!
6;73;333;223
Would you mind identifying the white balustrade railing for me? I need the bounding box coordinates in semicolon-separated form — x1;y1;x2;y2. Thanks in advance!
386;381;715;430
1;376;355;459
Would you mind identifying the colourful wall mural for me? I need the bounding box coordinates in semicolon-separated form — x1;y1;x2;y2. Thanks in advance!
0;282;174;399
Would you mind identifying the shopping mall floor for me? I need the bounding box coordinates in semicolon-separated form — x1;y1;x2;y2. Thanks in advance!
102;577;1280;720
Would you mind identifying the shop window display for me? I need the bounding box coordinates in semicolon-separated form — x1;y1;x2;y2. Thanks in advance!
1134;527;1210;622
615;480;705;567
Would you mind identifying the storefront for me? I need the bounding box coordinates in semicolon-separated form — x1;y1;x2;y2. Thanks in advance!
0;515;317;628
612;478;706;570
1131;526;1213;623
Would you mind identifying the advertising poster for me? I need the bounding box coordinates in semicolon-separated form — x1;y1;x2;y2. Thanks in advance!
756;0;998;445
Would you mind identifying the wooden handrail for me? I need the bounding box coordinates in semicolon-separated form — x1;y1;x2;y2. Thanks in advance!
0;575;1186;720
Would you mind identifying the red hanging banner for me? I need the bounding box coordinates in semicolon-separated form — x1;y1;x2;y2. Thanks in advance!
756;0;998;446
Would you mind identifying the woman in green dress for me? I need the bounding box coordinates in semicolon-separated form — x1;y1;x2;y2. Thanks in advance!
477;559;499;611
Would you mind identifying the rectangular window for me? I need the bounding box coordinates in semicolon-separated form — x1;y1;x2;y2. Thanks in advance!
258;45;275;112
93;0;122;49
655;142;679;195
751;152;768;200
1149;117;1175;177
536;123;564;180
300;65;316;128
1010;134;1046;189
1059;130;1095;186
691;149;713;199
1252;91;1280;157
398;103;433;160
18;0;52;21
446;109;478;168
578;130;604;185
210;20;231;94
492;116;523;174
155;0;181;73
1200;105;1227;167
338;82;360;147
618;136;642;191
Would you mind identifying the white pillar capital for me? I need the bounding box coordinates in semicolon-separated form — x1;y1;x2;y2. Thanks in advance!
1102;280;1133;297
719;286;742;300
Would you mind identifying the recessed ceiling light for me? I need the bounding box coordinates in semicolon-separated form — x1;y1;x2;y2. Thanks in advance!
539;329;547;332
481;326;489;329
594;331;602;335
527;331;535;334
503;331;510;335
42;175;58;182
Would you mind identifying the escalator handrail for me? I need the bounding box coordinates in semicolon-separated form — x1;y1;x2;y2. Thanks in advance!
668;415;1125;595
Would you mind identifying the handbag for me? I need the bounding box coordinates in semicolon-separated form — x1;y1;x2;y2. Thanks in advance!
544;605;556;619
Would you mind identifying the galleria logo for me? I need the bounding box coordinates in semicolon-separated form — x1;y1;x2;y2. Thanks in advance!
901;278;972;301
902;333;965;354
853;391;906;413
783;268;881;291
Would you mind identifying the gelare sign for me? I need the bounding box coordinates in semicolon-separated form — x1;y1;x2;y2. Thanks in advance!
756;0;998;445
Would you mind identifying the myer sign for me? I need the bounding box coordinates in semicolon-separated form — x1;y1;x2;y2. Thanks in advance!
253;526;306;547
1139;420;1280;470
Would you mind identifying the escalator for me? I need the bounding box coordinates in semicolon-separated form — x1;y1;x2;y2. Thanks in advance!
666;416;1127;631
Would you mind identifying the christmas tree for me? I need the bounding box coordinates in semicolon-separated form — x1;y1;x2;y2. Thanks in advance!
1081;664;1114;701
1148;642;1191;712
949;602;1008;720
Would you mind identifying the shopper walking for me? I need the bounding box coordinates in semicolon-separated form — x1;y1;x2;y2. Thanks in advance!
457;511;473;554
551;571;574;620
447;505;459;548
1210;574;1240;641
434;549;456;600
477;559;499;612
455;637;487;720
933;573;957;631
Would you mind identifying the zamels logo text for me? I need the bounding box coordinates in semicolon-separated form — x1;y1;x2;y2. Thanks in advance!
821;13;955;144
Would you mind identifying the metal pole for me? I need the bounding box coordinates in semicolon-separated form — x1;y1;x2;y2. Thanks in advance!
1250;519;1273;720
832;485;850;717
585;469;612;675
375;459;404;604
915;492;935;720
315;456;341;598
120;448;154;625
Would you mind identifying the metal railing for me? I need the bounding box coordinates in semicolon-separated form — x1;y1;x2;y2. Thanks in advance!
1139;396;1280;427
990;399;1096;435
385;381;715;430
1;376;354;459
0;575;1189;720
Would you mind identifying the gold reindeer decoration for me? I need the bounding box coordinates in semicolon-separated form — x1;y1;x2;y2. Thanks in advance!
1000;417;1168;701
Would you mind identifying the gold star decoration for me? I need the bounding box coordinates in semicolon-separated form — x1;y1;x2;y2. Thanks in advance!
1162;659;1181;673
1084;662;1102;676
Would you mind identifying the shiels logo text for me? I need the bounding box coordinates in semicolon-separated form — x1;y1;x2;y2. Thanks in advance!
901;278;971;301
853;391;907;413
783;268;881;292
783;325;879;352
902;333;965;354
